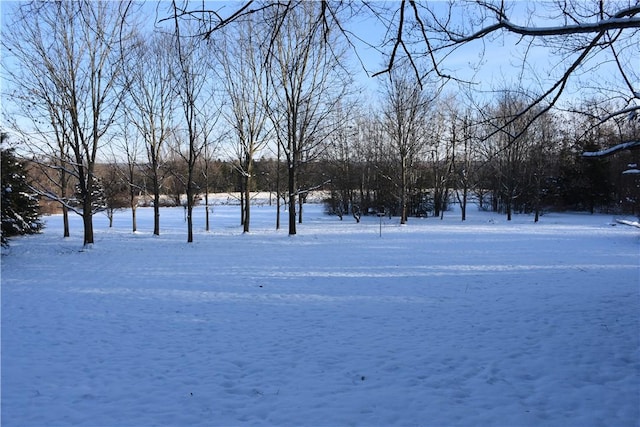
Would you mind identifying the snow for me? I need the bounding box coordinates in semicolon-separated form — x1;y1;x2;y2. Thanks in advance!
2;203;639;426
617;218;640;229
582;140;640;157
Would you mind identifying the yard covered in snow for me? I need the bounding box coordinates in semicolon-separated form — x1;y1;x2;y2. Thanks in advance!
1;202;639;426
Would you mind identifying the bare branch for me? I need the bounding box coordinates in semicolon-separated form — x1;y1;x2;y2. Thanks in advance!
582;140;640;157
372;0;406;80
450;5;640;43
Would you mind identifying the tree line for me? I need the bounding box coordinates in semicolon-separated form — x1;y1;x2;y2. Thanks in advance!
1;1;638;246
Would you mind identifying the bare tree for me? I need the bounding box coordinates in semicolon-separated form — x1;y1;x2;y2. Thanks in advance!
110;115;143;232
124;30;175;236
171;2;215;242
216;19;271;233
451;105;480;221
480;91;545;220
3;1;135;246
194;75;223;233
198;126;221;233
381;67;434;224
265;2;352;235
323;105;363;221
357;115;393;215
428;99;455;219
100;162;129;228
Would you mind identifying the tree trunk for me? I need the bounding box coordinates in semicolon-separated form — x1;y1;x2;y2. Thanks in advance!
243;155;253;232
276;146;281;230
400;159;407;224
276;193;281;230
186;158;195;242
132;205;137;232
243;173;251;233
239;170;245;226
461;188;467;221
82;208;94;246
187;204;193;243
62;205;70;238
60;171;70;237
187;189;194;243
534;177;541;223
153;175;160;236
80;172;94;246
288;163;296;235
440;188;449;220
205;192;210;232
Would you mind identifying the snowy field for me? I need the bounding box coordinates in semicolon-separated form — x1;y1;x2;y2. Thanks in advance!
2;202;639;427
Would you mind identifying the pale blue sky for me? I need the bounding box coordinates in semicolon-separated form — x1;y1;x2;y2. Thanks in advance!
347;1;624;94
1;0;635;122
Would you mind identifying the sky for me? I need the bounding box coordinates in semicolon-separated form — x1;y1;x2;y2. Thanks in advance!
164;1;632;105
1;0;635;148
0;0;618;95
341;1;635;108
338;2;553;92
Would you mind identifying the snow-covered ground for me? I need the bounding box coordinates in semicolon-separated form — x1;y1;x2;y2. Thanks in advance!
2;203;639;426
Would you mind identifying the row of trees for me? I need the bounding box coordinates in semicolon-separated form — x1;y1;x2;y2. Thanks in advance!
3;1;354;244
2;1;638;246
24;89;640;228
323;91;640;222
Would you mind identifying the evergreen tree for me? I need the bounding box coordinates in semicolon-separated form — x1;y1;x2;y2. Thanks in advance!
1;144;44;246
